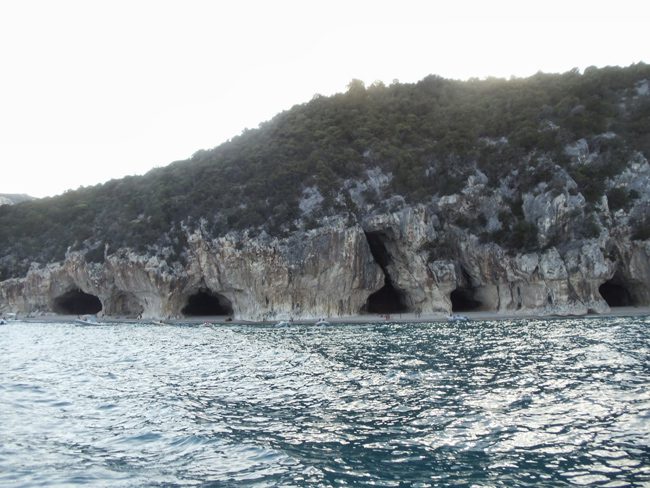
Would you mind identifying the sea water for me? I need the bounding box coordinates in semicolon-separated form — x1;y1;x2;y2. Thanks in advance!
0;317;648;487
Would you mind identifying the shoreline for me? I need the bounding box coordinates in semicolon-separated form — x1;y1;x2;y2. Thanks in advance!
6;306;650;326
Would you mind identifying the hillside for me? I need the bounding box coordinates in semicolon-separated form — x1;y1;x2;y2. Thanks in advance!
0;194;36;207
1;64;650;320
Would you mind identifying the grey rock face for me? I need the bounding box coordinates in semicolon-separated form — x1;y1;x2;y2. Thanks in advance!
0;204;647;319
523;191;586;246
2;159;649;320
1;220;383;321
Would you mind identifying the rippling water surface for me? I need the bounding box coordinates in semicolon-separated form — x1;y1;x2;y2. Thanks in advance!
1;317;649;486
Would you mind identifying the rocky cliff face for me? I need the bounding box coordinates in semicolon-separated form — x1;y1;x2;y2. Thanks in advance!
358;205;646;318
0;219;384;320
2;191;649;320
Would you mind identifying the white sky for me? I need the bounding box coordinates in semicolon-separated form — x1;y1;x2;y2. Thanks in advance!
0;0;648;197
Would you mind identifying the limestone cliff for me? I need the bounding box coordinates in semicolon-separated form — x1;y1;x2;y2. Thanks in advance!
1;192;649;320
1;220;383;320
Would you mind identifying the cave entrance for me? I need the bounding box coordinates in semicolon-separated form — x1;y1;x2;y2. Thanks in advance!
182;288;233;316
53;288;103;315
599;279;633;307
362;230;410;314
363;279;409;314
450;287;482;312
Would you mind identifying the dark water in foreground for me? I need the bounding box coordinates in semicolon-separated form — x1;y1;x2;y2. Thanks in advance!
1;318;649;487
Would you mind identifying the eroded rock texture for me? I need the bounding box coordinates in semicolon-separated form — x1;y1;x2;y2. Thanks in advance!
1;203;648;320
1;221;383;320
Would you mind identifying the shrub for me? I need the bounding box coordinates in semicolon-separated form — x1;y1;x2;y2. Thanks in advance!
84;246;105;264
510;221;539;250
606;187;630;211
632;217;650;240
420;234;458;261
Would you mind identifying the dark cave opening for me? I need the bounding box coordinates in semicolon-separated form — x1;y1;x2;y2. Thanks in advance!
450;287;482;312
362;231;410;314
182;289;233;316
363;279;409;314
599;280;633;307
53;288;103;315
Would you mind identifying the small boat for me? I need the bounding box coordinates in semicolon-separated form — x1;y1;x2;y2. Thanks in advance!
315;319;330;326
75;315;100;325
275;320;290;327
448;314;469;322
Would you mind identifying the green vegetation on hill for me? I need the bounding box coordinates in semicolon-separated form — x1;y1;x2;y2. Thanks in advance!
1;63;649;280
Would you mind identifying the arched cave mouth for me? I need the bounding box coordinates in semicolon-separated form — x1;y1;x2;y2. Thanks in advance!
450;287;482;312
53;288;103;315
363;279;409;314
182;289;233;316
599;279;633;307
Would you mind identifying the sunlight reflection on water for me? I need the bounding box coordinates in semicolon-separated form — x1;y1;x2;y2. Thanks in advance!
0;317;649;486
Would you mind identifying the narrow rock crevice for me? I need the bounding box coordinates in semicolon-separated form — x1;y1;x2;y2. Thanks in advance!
53;288;102;315
362;231;409;314
182;288;233;316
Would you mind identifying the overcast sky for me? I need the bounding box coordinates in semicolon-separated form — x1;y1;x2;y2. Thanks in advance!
1;0;648;198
